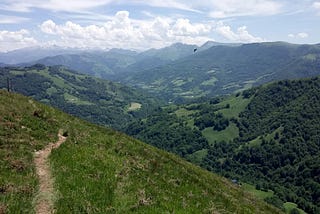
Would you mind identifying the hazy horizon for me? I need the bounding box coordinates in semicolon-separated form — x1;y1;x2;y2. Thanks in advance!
1;0;319;52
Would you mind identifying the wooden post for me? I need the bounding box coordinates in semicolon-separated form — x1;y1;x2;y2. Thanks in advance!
7;78;10;92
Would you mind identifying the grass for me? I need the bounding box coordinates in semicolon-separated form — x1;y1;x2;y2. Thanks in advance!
185;149;208;165
202;122;239;145
63;93;93;105
242;183;274;200
0;90;283;213
201;76;218;86
174;108;196;117
0;90;63;213
283;202;306;214
127;102;142;111
247;127;284;147
217;95;251;119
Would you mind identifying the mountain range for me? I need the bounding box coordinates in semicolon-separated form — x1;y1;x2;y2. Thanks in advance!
120;42;320;102
1;41;319;214
3;42;319;103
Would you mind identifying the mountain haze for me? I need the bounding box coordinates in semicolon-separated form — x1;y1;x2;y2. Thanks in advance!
121;42;320;102
27;43;200;79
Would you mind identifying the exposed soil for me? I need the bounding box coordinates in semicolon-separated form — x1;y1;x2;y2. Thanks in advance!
34;130;66;214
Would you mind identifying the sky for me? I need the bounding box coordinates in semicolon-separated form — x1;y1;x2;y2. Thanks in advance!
0;0;319;52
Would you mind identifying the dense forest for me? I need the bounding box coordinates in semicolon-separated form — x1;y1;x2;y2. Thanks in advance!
202;78;320;213
127;77;320;213
125;107;208;157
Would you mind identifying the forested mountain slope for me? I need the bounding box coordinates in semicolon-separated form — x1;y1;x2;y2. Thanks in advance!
0;90;282;213
33;43;198;79
0;64;160;130
203;77;320;214
121;42;320;102
127;77;320;213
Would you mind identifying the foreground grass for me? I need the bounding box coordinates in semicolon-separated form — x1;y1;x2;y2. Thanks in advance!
0;90;283;213
0;90;63;213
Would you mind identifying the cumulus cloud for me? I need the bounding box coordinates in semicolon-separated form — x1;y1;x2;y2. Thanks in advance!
215;22;264;43
39;11;214;50
288;32;309;39
0;29;38;52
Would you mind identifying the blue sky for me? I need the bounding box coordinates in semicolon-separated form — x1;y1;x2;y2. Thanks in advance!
0;0;319;52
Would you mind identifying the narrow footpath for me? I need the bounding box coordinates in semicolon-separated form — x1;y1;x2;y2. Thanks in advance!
34;130;67;214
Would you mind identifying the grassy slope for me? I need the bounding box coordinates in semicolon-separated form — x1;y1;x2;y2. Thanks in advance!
0;90;282;213
173;95;249;145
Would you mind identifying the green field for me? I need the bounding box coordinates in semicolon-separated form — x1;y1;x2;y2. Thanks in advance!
216;95;251;119
283;202;306;214
242;183;274;200
202;122;239;144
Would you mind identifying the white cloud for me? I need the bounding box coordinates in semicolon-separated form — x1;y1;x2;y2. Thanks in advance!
129;0;200;13
207;0;282;18
0;0;114;13
0;29;38;52
297;32;309;38
0;0;283;18
288;34;295;38
313;1;320;14
215;22;264;43
39;11;214;50
0;15;30;24
288;32;309;39
313;1;320;9
130;0;282;17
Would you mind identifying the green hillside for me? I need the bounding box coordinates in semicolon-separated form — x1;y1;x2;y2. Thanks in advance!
0;64;161;131
121;42;320;102
203;77;320;214
0;90;282;213
127;77;320;213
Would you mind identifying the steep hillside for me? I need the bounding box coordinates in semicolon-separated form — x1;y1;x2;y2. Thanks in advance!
127;77;320;213
121;42;320;102
0;64;160;130
203;78;320;213
0;90;282;213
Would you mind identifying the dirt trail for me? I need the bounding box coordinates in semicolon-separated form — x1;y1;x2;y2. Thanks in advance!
34;130;67;214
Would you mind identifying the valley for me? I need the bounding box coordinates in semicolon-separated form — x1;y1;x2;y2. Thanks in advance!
0;90;282;213
0;41;319;214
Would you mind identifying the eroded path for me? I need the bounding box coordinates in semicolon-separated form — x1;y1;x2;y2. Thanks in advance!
34;130;67;214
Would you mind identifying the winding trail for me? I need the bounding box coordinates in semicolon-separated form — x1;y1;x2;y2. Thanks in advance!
34;130;67;214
